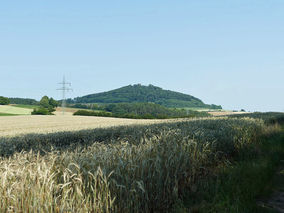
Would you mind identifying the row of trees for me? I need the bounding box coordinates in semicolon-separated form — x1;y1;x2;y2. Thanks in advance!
68;103;104;111
0;97;39;105
74;102;210;119
104;102;210;118
9;98;38;105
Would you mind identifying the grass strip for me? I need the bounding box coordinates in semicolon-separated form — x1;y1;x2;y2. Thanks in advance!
0;113;18;116
174;127;284;213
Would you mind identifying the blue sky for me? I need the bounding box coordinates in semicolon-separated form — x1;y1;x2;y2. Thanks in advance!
0;0;283;112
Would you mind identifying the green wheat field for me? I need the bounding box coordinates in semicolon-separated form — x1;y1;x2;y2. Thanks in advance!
0;113;283;212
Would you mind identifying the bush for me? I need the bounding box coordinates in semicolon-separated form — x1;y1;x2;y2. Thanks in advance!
31;107;52;115
74;110;112;117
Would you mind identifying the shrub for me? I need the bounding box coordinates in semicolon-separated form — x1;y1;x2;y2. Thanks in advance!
74;110;113;117
31;107;52;115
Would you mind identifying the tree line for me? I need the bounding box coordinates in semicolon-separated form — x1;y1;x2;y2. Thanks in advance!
74;102;210;119
0;97;38;105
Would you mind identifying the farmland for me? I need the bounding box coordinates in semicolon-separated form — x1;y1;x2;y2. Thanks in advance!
0;113;16;116
0;106;256;138
0;114;164;137
0;113;283;212
1;0;284;212
0;105;33;115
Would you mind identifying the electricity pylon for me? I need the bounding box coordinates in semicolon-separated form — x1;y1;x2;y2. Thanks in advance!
57;76;72;115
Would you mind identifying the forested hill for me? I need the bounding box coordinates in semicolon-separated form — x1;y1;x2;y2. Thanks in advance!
69;84;222;109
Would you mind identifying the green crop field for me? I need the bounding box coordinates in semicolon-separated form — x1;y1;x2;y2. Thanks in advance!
12;104;39;109
0;105;33;115
0;112;17;116
0;113;283;212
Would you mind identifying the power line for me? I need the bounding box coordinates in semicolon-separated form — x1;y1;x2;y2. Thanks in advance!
57;76;72;115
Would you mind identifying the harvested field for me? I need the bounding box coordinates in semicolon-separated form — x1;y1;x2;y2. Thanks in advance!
208;111;249;116
55;107;81;114
0;115;164;137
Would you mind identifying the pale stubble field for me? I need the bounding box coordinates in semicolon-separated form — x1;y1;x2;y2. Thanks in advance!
0;109;249;137
0;114;165;137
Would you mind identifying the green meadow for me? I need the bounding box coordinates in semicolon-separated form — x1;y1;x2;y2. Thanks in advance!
0;105;33;115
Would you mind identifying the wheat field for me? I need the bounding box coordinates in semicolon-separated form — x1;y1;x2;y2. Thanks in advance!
0;114;165;137
0;117;268;212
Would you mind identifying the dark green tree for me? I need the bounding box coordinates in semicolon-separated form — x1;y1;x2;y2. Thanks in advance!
49;98;58;108
39;96;50;108
0;96;10;105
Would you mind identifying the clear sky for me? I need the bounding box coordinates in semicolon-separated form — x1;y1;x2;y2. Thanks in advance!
0;0;283;112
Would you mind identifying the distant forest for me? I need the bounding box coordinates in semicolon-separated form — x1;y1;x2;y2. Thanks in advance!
9;98;38;105
67;84;222;109
1;97;38;105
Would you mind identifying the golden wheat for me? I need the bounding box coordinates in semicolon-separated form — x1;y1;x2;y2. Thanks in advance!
0;115;168;137
0;117;269;212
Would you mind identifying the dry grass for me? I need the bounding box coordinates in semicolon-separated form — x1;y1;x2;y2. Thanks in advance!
0;115;165;137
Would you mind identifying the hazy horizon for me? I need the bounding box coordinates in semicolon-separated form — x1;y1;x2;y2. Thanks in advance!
0;1;283;112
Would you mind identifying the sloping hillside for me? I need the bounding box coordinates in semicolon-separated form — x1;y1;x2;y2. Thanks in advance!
0;105;32;115
69;84;221;109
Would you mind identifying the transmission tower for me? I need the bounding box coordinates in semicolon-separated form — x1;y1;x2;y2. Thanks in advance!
57;76;72;115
